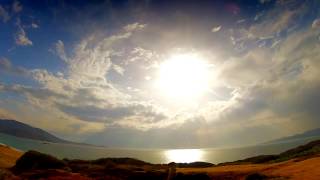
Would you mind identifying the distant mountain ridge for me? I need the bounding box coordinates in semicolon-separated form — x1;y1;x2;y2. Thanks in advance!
0;119;70;143
221;139;320;165
265;128;320;144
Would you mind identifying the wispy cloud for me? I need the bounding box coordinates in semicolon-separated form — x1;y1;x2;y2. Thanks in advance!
0;108;17;119
15;24;32;46
1;22;169;133
211;26;221;33
0;5;10;23
312;18;320;29
31;23;39;29
0;57;29;76
12;1;22;13
123;22;146;32
51;40;68;62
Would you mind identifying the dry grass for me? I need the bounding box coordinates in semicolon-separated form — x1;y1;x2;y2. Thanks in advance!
0;144;23;168
177;156;320;179
265;157;320;180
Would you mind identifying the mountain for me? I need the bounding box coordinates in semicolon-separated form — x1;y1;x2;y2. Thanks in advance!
264;128;320;144
0;119;70;143
222;139;320;165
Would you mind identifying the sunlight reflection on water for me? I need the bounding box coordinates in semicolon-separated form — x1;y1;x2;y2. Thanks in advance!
165;149;204;163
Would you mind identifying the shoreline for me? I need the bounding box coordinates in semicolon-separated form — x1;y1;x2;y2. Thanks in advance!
0;139;320;179
3;132;320;165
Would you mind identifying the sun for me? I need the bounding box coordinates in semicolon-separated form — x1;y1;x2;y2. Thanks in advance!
156;53;210;100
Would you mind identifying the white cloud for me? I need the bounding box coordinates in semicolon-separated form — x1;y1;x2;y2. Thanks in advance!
1;0;320;147
112;64;125;75
123;22;146;32
312;18;320;29
249;10;296;38
126;47;159;70
31;23;39;28
236;19;246;24
4;22;169;131
52;40;68;62
15;26;32;46
211;26;221;33
218;47;273;87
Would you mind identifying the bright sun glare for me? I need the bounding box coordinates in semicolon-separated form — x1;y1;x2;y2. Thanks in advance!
165;149;204;163
156;53;210;100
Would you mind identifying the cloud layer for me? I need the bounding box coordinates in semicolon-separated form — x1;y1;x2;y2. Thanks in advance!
0;0;320;147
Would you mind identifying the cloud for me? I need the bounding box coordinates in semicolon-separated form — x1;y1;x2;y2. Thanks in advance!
1;22;169;133
0;58;13;71
57;104;135;123
0;83;67;101
0;5;10;23
31;23;39;29
0;89;105;136
202;7;320;146
237;19;246;24
312;18;320;29
228;1;313;54
15;26;32;46
56;101;166;125
250;10;296;37
83;115;209;148
240;29;319;115
12;1;22;13
0;108;17;119
0;57;29;76
112;64;125;75
211;26;221;33
125;47;160;72
2;1;320;147
123;22;146;32
218;47;273;87
51;40;68;62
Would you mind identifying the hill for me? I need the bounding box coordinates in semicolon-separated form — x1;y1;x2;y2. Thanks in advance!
265;128;320;144
179;139;320;180
0;119;70;143
220;139;320;165
0;144;23;168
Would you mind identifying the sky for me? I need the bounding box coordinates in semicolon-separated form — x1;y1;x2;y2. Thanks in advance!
0;0;320;148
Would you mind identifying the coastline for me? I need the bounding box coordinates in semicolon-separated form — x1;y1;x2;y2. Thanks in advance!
0;139;320;179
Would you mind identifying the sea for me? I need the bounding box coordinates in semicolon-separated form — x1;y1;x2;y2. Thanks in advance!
1;133;319;164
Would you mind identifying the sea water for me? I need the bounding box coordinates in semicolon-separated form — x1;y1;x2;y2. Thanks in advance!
1;133;319;164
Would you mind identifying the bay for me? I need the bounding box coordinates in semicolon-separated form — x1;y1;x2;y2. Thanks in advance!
1;133;319;164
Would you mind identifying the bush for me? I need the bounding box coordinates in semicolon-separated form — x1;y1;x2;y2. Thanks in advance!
12;150;66;173
245;173;268;180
